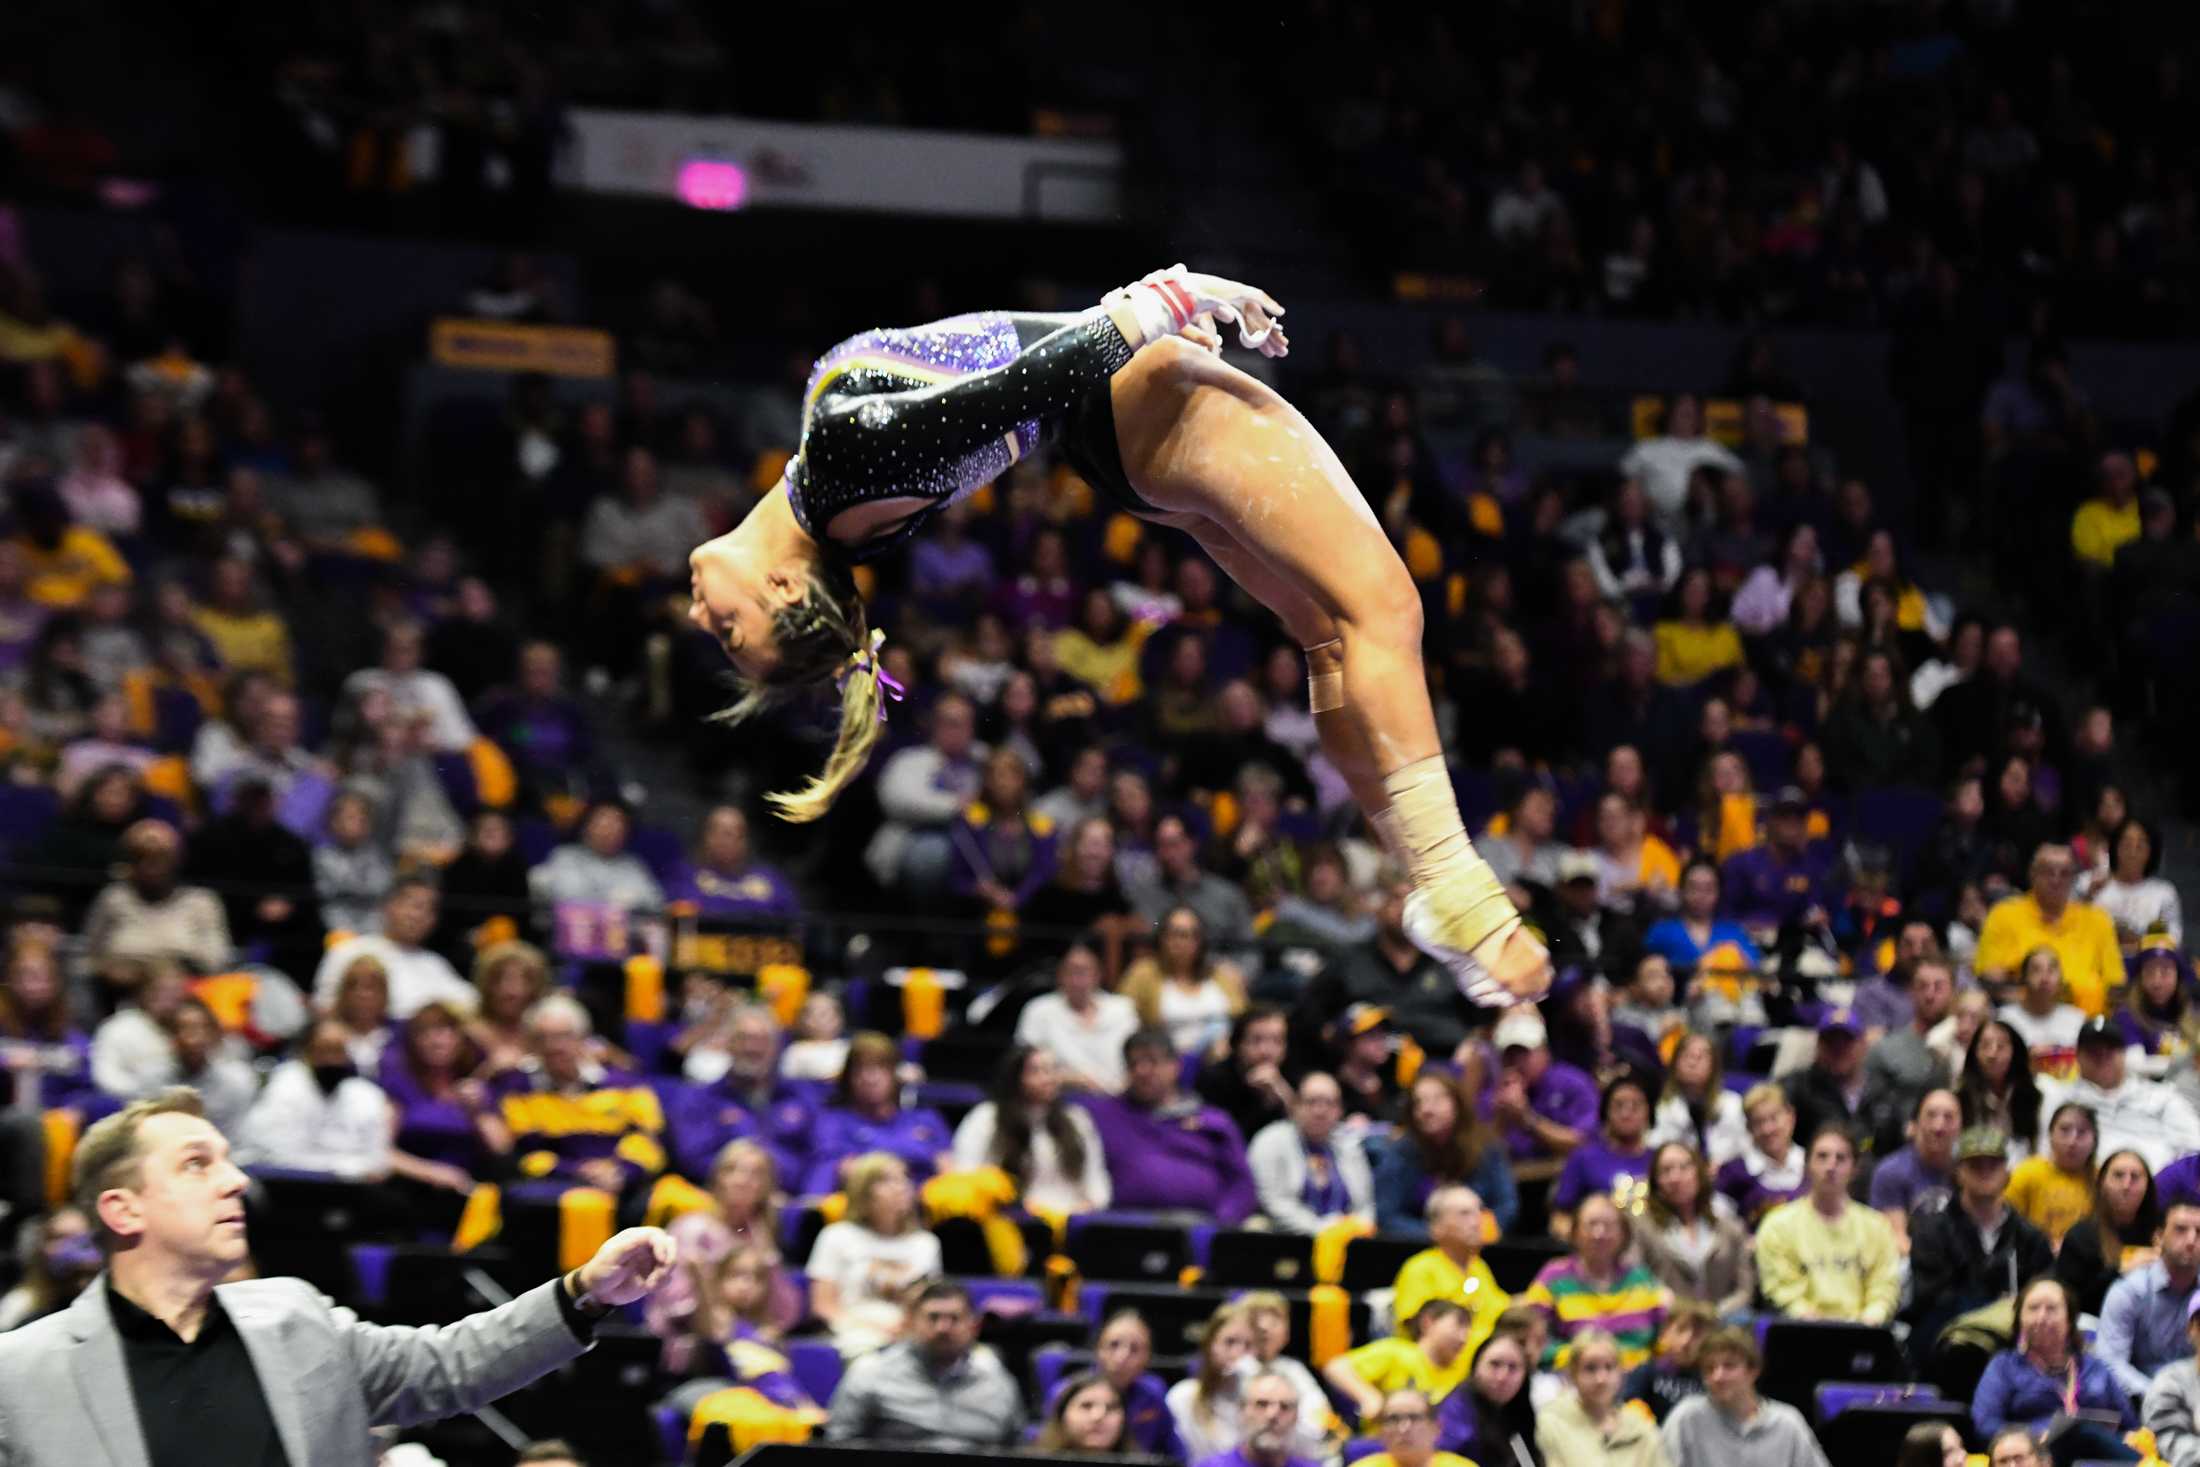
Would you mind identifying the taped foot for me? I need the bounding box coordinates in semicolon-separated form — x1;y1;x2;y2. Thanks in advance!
1403;891;1554;1004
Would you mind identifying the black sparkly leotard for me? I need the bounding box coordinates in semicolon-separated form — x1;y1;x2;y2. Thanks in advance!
785;308;1154;564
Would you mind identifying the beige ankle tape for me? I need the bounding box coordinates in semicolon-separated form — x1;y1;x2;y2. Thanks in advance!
1303;639;1345;713
1383;756;1518;950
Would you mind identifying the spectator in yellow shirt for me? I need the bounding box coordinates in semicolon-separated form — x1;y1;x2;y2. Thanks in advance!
2005;1101;2098;1244
1754;1126;1901;1324
189;556;296;687
2070;451;2141;570
10;484;129;610
1324;1300;1474;1421
1975;843;2127;1016
1392;1185;1511;1351
1652;568;1744;688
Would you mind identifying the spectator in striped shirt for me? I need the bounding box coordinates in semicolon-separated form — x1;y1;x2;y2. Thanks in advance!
1519;1193;1668;1369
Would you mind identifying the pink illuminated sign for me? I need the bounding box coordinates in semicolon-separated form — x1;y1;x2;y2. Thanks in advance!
675;158;749;211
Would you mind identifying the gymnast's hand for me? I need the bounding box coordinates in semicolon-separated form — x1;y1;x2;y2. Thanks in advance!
1107;264;1290;358
568;1226;679;1307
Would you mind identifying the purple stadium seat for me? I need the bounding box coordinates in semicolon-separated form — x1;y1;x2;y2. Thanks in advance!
787;1339;842;1405
654;1403;687;1465
1814;1381;1938;1423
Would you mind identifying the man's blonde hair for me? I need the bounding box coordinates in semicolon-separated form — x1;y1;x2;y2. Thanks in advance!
72;1087;207;1253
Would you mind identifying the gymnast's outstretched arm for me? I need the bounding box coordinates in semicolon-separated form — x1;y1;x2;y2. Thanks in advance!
797;308;1138;517
795;272;1284;539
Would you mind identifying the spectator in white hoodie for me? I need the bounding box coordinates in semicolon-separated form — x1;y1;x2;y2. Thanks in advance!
2041;1017;2200;1173
236;1018;394;1180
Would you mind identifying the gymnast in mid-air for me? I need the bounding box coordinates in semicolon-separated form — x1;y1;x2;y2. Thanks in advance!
686;265;1551;1003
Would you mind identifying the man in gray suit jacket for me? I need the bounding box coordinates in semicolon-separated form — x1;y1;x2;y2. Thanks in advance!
0;1088;678;1467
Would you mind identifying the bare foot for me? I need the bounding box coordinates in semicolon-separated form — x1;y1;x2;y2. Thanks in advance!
1477;926;1553;1001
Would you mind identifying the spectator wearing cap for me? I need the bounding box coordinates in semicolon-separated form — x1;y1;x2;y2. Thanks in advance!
2098;1198;2200;1398
1548;1074;1654;1240
1755;1125;1900;1325
1717;789;1835;938
1392;1186;1510;1347
2142;1296;2200;1466
1248;1070;1372;1234
1540;850;1640;978
1861;956;1957;1151
2120;933;2196;1072
2042;1017;2200;1173
1327;1003;1408;1124
1977;843;2126;1016
1777;1011;1870;1151
1081;1028;1258;1224
1868;1088;1962;1238
1905;1126;2053;1359
1485;1012;1598;1167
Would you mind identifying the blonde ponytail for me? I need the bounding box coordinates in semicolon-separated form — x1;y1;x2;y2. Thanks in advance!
714;560;893;823
767;642;888;823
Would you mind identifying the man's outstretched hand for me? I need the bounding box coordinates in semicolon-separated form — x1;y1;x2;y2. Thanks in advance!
570;1227;678;1307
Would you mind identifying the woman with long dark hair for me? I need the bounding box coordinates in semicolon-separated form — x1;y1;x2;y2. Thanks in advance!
1372;1068;1519;1237
1634;1142;1754;1317
2055;1149;2161;1316
951;1043;1110;1213
1435;1328;1540;1466
1958;1018;2044;1152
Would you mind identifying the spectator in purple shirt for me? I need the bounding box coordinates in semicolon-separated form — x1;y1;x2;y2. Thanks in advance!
1081;1027;1259;1224
475;641;612;810
671;804;800;925
1550;1073;1657;1237
379;999;505;1229
950;747;1060;921
1715;1083;1810;1223
1868;1087;1962;1248
800;1030;954;1197
1718;787;1837;936
0;940;91;1109
1485;1011;1598;1164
